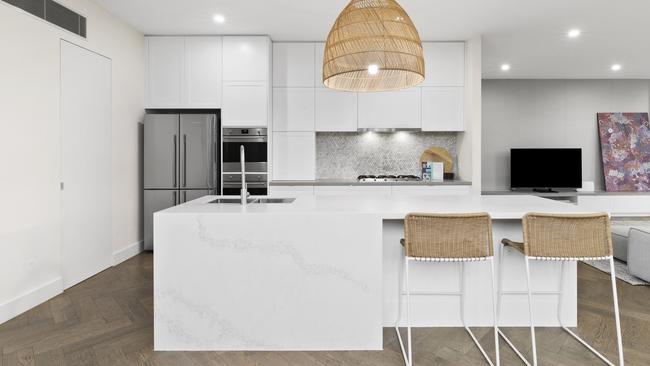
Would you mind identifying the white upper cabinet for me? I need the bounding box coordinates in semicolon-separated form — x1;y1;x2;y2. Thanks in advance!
273;87;315;131
146;37;184;107
146;36;222;108
314;43;325;88
358;88;421;129
422;42;465;87
315;88;357;132
272;132;316;180
223;36;270;82
184;37;222;108
421;87;464;131
222;82;268;127
273;43;315;87
222;36;271;127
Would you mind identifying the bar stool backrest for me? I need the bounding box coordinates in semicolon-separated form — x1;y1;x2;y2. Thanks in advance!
522;213;613;259
403;213;493;259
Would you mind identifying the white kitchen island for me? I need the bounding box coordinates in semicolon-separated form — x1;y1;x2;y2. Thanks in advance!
154;194;590;351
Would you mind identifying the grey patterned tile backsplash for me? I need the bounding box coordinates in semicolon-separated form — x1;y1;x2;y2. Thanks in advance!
316;132;458;179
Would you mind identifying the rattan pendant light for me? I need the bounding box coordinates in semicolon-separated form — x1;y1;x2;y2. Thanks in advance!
323;0;425;92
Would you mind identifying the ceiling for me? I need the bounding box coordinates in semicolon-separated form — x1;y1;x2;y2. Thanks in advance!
91;0;650;79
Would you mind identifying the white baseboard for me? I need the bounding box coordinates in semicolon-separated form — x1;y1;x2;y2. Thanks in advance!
113;240;144;266
0;277;63;325
0;241;143;325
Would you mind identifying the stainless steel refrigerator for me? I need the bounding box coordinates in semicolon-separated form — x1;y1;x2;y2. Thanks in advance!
143;113;218;250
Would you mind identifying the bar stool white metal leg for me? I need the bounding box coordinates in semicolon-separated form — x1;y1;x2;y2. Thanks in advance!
499;255;625;365
497;212;625;366
395;255;500;366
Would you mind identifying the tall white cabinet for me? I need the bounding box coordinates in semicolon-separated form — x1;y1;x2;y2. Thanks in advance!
145;36;222;109
272;43;317;180
145;35;271;128
222;36;271;127
420;42;465;131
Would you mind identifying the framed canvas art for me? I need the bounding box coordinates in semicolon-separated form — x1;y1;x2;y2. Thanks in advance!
597;112;650;191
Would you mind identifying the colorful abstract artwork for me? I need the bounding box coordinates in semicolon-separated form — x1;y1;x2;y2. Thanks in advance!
597;113;650;191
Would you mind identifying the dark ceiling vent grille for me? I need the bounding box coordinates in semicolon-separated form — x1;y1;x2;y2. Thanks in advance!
2;0;87;38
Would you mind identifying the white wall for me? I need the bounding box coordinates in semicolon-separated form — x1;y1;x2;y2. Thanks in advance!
0;0;144;323
482;79;650;191
457;36;482;192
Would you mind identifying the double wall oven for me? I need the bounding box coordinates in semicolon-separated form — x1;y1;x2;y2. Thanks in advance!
221;127;268;195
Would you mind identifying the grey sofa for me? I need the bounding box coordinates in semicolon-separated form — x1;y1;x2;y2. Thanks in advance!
612;225;650;282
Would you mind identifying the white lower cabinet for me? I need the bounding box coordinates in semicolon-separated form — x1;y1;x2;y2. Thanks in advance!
269;186;315;197
314;186;392;196
222;82;268;127
272;132;316;180
391;186;471;196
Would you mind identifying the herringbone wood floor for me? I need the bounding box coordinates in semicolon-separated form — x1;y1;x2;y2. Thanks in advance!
1;253;649;365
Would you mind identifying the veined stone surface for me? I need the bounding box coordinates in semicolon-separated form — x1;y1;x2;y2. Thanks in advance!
316;132;458;179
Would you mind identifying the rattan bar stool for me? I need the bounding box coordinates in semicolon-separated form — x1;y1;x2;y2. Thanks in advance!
497;213;624;366
395;213;500;366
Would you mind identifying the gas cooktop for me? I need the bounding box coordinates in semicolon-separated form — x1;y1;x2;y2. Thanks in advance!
357;175;422;182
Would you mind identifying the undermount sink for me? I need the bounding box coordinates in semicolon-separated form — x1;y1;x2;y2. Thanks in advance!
209;198;296;204
210;198;258;204
254;198;296;204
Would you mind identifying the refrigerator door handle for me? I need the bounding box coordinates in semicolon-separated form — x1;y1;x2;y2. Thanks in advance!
172;191;177;205
183;134;187;187
183;191;187;203
173;135;178;188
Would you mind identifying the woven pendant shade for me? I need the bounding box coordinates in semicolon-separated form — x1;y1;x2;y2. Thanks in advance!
323;0;425;92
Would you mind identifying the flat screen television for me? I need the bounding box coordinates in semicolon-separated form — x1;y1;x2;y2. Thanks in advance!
510;148;582;191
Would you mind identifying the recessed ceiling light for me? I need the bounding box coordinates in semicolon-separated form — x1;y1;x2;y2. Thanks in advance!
611;64;622;71
367;64;379;75
213;14;226;24
567;29;581;38
501;64;511;71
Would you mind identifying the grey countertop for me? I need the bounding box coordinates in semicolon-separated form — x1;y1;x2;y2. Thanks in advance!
270;179;472;187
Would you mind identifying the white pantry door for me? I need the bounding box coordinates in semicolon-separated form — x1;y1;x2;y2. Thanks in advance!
60;40;112;289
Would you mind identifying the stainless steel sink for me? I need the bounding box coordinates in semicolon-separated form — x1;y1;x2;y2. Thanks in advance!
210;198;258;204
254;198;296;204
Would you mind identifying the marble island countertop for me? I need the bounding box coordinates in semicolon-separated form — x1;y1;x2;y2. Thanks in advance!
158;194;589;220
154;193;587;351
270;179;471;186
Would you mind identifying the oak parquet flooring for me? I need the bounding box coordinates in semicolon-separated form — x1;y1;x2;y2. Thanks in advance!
1;253;650;365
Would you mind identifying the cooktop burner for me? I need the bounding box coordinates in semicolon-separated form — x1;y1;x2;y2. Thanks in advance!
357;174;422;182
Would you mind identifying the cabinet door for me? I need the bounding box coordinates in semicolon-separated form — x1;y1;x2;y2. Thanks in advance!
273;88;315;132
421;87;464;131
273;43;315;87
222;82;268;127
272;132;315;180
315;88;357;132
185;37;222;108
358;88;421;129
422;42;465;87
223;36;270;82
391;186;470;196
314;43;325;87
146;37;184;107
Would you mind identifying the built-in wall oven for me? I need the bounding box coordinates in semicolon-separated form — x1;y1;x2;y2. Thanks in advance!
221;128;268;195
